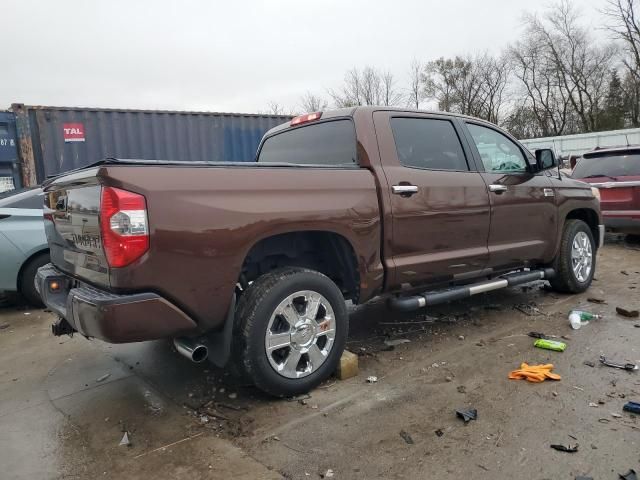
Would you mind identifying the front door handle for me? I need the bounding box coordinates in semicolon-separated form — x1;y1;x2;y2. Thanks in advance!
392;185;419;196
489;184;508;194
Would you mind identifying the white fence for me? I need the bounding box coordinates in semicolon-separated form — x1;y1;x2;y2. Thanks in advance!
520;128;640;158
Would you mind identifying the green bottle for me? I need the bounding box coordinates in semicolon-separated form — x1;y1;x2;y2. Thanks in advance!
534;339;567;352
570;310;602;321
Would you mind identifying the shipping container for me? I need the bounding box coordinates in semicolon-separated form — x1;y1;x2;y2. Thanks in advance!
10;104;291;185
520;128;640;159
0;111;21;192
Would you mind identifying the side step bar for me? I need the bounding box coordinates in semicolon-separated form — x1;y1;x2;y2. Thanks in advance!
388;268;555;312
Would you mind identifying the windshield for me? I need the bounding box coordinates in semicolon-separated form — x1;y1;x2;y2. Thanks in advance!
572;153;640;179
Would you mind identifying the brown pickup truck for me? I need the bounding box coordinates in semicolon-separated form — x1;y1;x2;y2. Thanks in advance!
37;107;603;396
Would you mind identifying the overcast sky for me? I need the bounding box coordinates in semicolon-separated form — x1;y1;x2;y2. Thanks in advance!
4;0;607;114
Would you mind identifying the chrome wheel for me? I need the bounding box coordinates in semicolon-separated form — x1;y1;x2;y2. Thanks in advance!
571;231;593;282
264;290;336;379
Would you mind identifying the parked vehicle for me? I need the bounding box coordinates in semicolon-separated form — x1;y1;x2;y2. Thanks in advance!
0;188;49;305
37;107;603;396
572;146;640;234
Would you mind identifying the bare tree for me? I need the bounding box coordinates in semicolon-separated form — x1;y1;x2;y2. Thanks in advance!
422;54;508;122
603;0;640;81
381;71;404;106
407;59;423;109
265;101;286;115
330;66;403;107
299;92;328;113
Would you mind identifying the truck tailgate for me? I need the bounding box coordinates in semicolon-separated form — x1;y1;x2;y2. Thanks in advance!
44;168;110;286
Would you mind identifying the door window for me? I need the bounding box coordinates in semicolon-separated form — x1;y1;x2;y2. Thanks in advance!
390;117;469;171
467;123;528;173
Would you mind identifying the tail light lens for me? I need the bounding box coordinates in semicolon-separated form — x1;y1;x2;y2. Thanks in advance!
100;186;149;268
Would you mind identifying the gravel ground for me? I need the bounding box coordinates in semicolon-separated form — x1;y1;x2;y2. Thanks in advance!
0;237;638;479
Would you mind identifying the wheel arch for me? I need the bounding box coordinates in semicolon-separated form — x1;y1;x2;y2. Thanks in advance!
240;230;360;303
565;208;600;247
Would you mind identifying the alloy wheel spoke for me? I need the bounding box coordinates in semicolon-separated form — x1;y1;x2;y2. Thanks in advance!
305;293;322;320
281;349;302;376
279;303;299;328
266;332;291;351
307;344;327;369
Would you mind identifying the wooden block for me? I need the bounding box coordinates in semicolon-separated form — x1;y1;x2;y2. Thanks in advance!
337;350;359;380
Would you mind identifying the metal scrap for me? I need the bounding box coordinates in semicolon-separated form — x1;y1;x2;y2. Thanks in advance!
600;355;638;371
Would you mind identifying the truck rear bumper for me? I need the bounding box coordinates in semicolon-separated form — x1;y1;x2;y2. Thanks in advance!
36;264;197;343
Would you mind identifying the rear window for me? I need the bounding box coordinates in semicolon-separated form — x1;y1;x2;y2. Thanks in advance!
258;120;357;165
573;153;640;178
0;187;44;209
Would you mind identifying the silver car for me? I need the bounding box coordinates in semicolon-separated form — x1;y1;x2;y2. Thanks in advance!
0;188;49;305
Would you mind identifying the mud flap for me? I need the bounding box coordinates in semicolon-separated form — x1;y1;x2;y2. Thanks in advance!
205;293;235;367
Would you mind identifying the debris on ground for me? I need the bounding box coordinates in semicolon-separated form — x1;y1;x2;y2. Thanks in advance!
618;470;637;480
534;339;567;352
119;432;131;447
550;444;578;453
0;323;10;330
508;363;561;382
588;402;599;408
228;392;237;399
528;331;548;339
621;270;629;275
434;429;444;437
321;468;334;478
455;408;478;423
384;338;410;347
399;430;414;444
575;476;593;480
337;350;359;380
569;310;602;330
622;401;640;414
366;376;378;383
616;306;639;318
445;376;453;382
599;355;639;371
458;335;465;341
96;373;111;383
457;385;466;393
583;361;595;368
611;412;623;418
587;296;606;304
514;303;543;316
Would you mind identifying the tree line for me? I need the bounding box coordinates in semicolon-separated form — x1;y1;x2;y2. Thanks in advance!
267;0;640;140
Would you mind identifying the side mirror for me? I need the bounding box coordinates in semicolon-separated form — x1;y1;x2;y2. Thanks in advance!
535;149;557;171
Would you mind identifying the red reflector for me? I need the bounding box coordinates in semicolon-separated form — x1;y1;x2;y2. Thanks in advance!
100;187;149;268
290;111;322;126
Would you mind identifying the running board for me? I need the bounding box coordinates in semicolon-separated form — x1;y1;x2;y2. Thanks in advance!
388;268;555;312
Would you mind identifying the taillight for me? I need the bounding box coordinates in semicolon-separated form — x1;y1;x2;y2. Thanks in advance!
290;111;322;126
100;186;149;268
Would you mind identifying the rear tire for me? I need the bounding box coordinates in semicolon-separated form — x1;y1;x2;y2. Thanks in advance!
19;252;50;307
549;220;595;293
233;267;348;397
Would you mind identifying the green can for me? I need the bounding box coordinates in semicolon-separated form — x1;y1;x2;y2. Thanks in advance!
534;339;567;352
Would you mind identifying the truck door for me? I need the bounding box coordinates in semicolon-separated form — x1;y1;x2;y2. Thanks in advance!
373;111;491;289
0;112;21;193
461;121;558;269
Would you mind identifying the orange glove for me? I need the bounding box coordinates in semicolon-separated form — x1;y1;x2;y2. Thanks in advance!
508;363;561;383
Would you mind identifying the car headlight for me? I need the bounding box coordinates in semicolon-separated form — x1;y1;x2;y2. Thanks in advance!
591;187;601;201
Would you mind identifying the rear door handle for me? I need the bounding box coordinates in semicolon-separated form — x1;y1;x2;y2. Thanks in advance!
489;184;508;194
392;185;419;196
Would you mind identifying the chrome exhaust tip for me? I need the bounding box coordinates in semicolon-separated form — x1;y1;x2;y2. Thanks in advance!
173;337;208;363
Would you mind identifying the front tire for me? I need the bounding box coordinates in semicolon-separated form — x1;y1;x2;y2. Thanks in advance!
549;220;596;293
233;267;348;397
